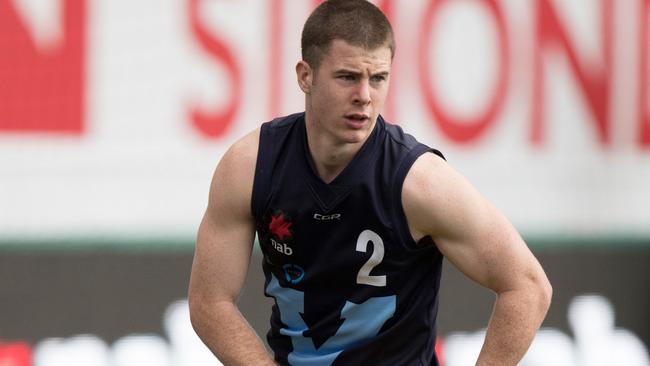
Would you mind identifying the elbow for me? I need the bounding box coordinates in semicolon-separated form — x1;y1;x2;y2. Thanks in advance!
188;299;200;335
187;290;207;338
544;279;553;308
187;289;237;340
518;270;552;316
536;275;553;315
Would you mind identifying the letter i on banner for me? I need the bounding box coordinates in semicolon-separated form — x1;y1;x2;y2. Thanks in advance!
377;0;397;121
640;0;650;147
269;0;283;118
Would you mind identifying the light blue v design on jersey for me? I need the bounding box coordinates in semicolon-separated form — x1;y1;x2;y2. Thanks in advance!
266;274;396;366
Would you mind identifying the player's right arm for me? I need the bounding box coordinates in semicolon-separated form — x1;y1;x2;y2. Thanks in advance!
188;128;276;365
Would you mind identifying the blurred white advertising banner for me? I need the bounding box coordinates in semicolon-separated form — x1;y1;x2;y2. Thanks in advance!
21;295;649;366
444;295;650;366
1;0;649;243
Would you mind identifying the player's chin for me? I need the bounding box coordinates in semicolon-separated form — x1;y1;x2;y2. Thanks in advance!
338;129;371;144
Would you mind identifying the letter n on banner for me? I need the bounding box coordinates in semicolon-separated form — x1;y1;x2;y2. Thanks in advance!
0;0;86;134
532;0;613;145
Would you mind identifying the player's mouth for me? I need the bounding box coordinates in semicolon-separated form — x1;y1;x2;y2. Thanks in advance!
344;113;370;129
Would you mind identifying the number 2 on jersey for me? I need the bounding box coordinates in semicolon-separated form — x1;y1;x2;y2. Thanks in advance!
355;229;386;287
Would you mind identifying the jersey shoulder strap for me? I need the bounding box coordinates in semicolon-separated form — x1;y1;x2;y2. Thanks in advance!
251;112;304;218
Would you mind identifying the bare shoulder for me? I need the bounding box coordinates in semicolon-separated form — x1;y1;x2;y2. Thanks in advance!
207;128;261;218
402;151;489;242
219;128;260;173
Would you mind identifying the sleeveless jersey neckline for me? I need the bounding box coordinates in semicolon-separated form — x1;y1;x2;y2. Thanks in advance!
298;114;385;188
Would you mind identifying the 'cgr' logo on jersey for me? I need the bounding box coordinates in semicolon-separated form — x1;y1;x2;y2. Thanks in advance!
313;213;341;221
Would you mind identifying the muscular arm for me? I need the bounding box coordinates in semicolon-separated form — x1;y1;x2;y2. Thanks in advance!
403;153;552;366
188;129;276;365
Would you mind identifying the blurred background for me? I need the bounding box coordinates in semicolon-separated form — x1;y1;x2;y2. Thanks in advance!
1;0;649;365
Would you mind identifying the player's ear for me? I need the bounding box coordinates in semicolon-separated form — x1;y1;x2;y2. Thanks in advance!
296;60;313;94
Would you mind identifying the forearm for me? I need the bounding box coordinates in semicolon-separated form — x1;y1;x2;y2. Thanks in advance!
190;300;276;366
476;286;551;366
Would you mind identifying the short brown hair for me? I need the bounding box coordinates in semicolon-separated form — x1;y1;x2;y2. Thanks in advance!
301;0;395;69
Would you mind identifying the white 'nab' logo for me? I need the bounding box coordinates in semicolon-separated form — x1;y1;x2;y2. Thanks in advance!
271;238;293;255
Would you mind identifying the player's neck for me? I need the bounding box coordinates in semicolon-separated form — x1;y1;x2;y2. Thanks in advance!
305;122;366;184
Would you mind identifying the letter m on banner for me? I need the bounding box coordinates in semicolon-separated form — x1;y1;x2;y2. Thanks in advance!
0;0;86;134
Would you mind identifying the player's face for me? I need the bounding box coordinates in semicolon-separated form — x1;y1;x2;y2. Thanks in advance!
299;39;392;145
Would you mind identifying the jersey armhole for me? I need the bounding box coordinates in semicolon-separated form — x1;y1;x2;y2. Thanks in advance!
391;146;445;250
251;122;273;219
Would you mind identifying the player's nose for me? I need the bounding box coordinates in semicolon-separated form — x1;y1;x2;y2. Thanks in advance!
352;79;371;106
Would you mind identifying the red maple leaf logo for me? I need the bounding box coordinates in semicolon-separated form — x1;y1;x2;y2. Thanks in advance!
269;214;292;240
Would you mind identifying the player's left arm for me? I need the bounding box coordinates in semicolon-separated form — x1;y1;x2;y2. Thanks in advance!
402;152;552;366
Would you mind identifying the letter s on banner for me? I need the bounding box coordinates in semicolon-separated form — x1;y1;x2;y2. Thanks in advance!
188;0;242;138
418;0;509;144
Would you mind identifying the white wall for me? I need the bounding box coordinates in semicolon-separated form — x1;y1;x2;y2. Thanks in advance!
1;0;649;243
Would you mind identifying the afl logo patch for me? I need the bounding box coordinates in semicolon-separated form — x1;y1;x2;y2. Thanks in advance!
282;264;304;284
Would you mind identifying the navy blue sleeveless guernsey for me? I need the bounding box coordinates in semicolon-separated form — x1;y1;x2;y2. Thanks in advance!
252;112;445;366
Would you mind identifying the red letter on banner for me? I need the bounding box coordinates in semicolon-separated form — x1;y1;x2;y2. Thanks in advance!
532;0;613;145
188;0;242;138
0;0;86;134
269;0;283;118
0;342;32;366
640;0;650;148
376;0;397;121
418;0;509;144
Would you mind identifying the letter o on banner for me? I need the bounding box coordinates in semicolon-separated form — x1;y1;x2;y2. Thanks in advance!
418;0;509;143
